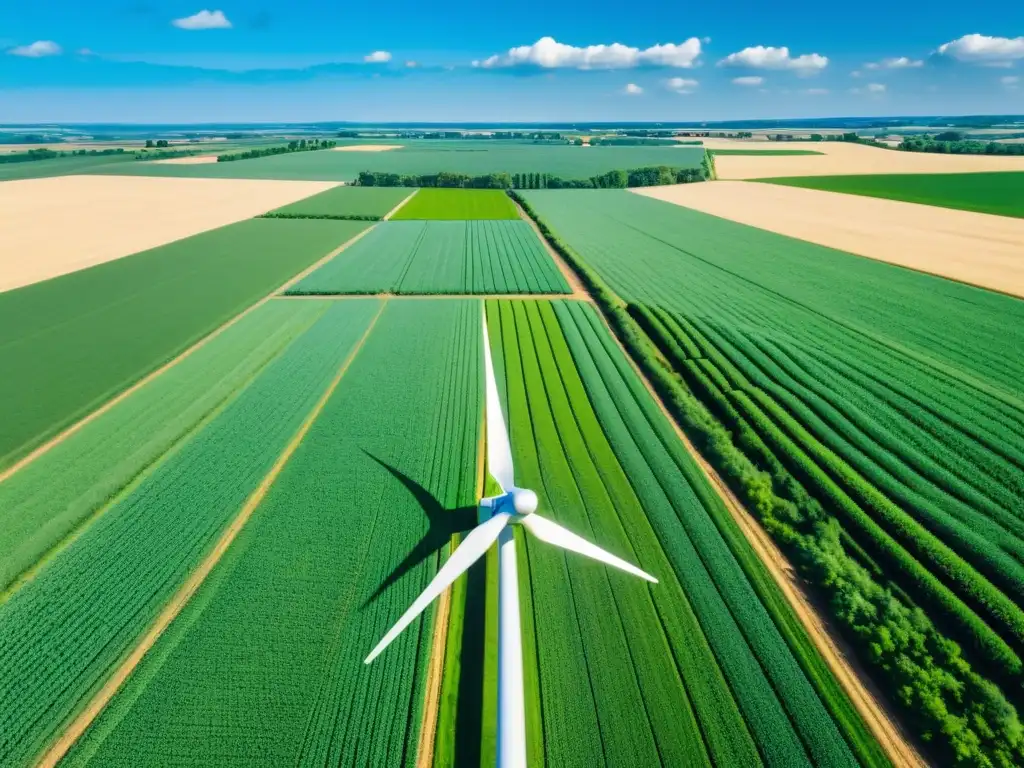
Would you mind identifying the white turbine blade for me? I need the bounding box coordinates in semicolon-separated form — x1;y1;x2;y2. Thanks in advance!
364;512;511;664
521;514;658;583
482;308;515;493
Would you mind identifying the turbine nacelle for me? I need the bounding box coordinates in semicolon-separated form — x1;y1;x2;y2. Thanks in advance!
480;487;538;525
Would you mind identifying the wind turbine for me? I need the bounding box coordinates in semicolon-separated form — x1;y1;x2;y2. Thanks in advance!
365;307;657;768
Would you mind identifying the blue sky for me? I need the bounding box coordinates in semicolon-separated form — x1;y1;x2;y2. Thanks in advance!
1;1;1022;122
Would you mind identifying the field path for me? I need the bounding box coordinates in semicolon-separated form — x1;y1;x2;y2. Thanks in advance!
384;189;419;220
0;224;377;488
634;181;1024;298
36;300;388;768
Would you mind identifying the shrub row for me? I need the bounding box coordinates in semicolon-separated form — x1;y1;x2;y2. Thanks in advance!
217;139;337;162
257;212;380;221
512;190;1024;768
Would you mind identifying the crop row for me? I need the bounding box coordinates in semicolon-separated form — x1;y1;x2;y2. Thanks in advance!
288;221;569;295
516;188;1024;765
63;299;481;766
479;298;871;767
0;301;381;766
0;300;329;595
0;217;369;469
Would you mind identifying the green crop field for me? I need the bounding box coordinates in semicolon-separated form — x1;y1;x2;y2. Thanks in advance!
520;189;1024;766
0;153;136;181
85;141;706;181
64;299;481;767
390;189;520;220
710;149;824;156
288;221;569;295
0;301;380;766
0;300;328;596
0;217;368;470
454;299;882;768
759;171;1024;218
263;184;412;219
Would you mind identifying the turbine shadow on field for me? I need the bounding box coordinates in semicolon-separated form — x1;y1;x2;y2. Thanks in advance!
362;451;477;608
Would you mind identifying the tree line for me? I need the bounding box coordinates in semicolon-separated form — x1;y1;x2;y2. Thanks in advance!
356;159;711;190
0;147;126;165
899;133;1024;156
217;139;337;163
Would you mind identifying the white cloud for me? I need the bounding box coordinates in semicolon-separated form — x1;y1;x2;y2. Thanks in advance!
732;76;764;86
803;87;829;95
472;36;702;70
364;50;392;63
718;45;828;74
7;40;62;57
937;34;1024;64
864;56;923;70
851;82;886;95
665;77;699;94
622;83;644;95
172;10;232;30
404;60;418;68
1002;75;1020;88
850;70;861;78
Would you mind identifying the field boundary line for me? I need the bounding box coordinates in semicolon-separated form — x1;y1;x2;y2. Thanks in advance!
384;189;419;220
511;199;591;301
35;299;388;768
0;224;376;487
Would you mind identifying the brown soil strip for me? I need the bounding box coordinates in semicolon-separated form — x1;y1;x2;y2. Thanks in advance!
0;224;377;488
511;199;591;301
36;300;387;768
593;307;926;767
384;190;419;220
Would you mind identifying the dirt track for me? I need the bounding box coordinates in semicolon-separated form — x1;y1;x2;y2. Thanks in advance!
0;175;338;292
634;181;1024;298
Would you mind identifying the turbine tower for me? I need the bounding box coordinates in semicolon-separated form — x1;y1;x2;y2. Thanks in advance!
365;307;657;768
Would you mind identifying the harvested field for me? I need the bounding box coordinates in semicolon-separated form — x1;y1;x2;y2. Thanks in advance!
149;155;219;164
332;144;405;152
289;221;569;295
0;175;338;291
708;139;1024;178
633;181;1024;297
